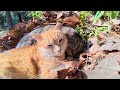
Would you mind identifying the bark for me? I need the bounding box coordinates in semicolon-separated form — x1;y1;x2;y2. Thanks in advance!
6;11;13;30
17;12;22;22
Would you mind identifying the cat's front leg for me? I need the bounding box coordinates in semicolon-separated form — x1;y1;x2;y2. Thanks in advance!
40;61;78;79
49;61;78;79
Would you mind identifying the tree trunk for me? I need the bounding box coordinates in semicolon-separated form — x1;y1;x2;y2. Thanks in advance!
17;12;22;22
6;11;13;30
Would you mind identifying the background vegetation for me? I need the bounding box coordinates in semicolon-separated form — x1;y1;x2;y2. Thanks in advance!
0;11;120;39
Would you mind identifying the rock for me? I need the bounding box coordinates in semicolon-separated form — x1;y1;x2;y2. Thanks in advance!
98;36;120;51
16;25;86;59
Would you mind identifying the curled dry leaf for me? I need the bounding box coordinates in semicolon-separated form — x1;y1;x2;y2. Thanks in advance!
57;69;69;79
62;60;78;73
78;53;90;68
78;51;102;71
57;11;73;19
64;15;80;27
83;64;96;71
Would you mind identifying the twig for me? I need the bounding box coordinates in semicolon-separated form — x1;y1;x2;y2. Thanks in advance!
2;42;13;50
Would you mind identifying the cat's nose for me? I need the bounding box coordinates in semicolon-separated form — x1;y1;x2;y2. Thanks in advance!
57;48;61;52
57;47;61;52
55;46;61;52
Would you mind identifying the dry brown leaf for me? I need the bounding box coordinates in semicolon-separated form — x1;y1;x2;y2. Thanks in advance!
83;64;96;71
57;69;69;79
62;60;78;73
64;15;80;26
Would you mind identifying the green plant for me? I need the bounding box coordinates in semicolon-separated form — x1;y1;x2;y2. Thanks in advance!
94;11;120;22
76;25;87;40
94;11;105;22
76;11;116;40
80;11;91;20
108;11;119;20
79;11;91;26
31;11;42;19
76;24;108;40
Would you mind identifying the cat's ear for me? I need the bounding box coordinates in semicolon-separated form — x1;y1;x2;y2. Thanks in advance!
55;22;63;30
31;34;42;42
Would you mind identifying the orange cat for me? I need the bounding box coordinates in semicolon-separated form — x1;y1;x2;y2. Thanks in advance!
0;23;77;79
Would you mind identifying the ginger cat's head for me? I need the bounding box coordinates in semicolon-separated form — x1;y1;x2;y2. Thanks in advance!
32;23;67;59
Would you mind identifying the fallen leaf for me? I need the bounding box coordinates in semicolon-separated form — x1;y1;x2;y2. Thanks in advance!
92;19;109;26
83;64;96;71
61;60;78;73
111;19;120;25
64;15;80;26
57;69;69;79
88;37;100;54
57;11;64;19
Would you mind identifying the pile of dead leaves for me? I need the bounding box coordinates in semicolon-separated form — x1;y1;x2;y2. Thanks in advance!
1;11;120;79
75;32;120;75
0;11;81;52
0;20;39;51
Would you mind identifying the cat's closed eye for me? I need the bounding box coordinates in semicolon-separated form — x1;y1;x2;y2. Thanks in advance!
59;39;62;43
48;45;53;47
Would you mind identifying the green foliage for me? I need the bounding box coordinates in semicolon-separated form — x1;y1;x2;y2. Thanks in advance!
108;11;119;19
31;11;42;19
76;11;119;40
76;25;86;40
94;11;120;22
97;26;108;33
80;11;91;20
94;11;105;22
79;11;91;26
76;23;108;40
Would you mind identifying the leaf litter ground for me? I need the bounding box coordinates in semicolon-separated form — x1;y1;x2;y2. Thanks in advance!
0;11;120;79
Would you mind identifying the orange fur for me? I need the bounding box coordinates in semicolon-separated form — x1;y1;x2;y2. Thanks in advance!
0;24;68;79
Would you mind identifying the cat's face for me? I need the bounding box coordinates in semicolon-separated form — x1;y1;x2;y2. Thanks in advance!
32;24;67;59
